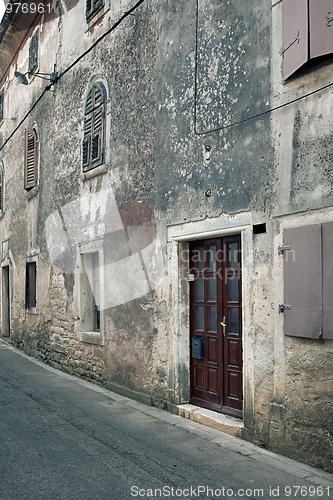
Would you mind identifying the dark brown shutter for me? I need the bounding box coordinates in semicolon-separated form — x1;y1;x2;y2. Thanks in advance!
283;225;322;338
283;0;308;79
24;129;37;190
322;221;333;339
28;30;38;75
309;0;333;59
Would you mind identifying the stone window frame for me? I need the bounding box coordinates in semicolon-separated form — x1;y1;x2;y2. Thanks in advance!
81;76;111;182
77;239;105;346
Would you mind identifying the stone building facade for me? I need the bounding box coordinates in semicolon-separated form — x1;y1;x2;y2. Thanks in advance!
0;0;332;471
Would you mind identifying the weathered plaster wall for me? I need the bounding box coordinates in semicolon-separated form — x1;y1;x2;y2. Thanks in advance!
0;0;332;472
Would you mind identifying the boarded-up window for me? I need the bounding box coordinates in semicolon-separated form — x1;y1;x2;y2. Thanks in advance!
82;83;105;172
283;0;333;79
86;0;104;22
28;29;38;75
24;128;38;190
282;222;333;339
0;89;4;122
25;261;37;309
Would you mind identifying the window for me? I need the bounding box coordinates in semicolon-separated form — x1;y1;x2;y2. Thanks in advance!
28;29;39;76
25;261;37;310
283;0;333;79
82;83;106;172
0;162;4;213
86;0;104;22
281;222;333;339
24;128;38;190
80;251;101;333
0;88;4;122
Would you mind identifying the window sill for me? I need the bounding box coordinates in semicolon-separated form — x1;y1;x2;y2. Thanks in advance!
26;185;39;200
78;330;105;345
26;307;38;315
81;164;108;181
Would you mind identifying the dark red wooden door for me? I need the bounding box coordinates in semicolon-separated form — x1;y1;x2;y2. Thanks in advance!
190;236;242;418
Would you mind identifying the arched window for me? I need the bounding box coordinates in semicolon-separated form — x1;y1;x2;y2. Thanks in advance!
82;83;106;172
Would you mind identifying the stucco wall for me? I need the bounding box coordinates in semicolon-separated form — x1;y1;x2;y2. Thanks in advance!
0;0;332;471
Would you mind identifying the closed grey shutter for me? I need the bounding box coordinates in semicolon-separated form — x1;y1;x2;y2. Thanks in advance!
322;221;333;339
28;30;38;75
309;0;333;59
283;0;308;79
24;129;37;190
283;225;322;338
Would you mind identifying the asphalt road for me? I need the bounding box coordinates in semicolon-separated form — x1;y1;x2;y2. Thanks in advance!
0;339;332;500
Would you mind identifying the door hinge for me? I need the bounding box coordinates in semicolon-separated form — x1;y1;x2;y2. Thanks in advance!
279;304;291;314
278;245;291;255
188;274;195;282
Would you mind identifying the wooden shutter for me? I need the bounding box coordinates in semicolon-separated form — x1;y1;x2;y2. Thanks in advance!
28;30;38;75
91;107;103;163
86;0;103;21
82;84;105;171
24;129;37;190
283;225;322;338
322;221;333;339
283;0;308;79
309;0;333;59
82;115;92;168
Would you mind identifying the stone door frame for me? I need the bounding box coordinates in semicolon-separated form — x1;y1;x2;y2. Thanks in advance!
167;211;254;426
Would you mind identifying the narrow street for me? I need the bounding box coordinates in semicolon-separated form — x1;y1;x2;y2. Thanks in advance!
0;339;332;500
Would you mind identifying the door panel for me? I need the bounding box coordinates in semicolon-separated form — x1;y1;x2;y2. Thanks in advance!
190;236;242;418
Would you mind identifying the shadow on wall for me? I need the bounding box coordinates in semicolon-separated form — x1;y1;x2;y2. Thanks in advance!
45;190;165;309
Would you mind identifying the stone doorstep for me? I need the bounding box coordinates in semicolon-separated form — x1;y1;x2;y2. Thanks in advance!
178;404;244;437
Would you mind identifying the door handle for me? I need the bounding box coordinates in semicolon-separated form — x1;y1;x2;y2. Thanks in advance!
220;316;226;336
